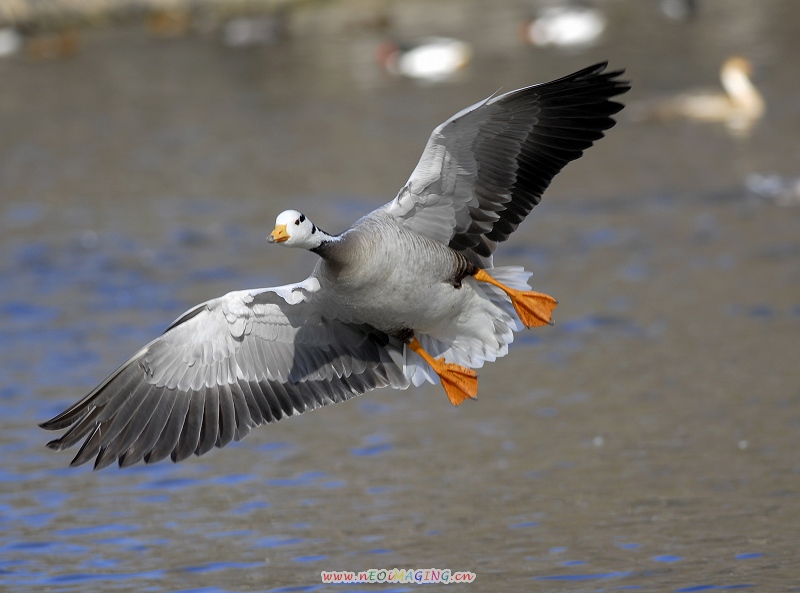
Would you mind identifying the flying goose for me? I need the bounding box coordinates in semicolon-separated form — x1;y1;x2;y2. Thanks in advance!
41;62;629;470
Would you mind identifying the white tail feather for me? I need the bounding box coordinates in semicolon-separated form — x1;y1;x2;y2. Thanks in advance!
403;265;535;386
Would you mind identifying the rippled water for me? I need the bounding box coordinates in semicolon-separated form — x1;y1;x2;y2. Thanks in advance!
3;0;800;591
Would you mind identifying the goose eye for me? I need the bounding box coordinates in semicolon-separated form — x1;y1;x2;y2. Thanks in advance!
294;220;300;225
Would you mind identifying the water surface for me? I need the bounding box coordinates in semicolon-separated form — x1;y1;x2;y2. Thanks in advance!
2;0;800;591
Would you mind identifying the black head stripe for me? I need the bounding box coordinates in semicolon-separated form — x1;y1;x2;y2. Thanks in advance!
299;214;305;223
311;224;316;234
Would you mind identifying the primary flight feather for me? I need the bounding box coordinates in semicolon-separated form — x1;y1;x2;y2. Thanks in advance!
41;62;629;470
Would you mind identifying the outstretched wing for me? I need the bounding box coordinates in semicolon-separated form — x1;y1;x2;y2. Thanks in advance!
40;279;408;470
385;62;630;265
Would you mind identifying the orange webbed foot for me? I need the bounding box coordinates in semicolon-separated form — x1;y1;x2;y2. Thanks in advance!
436;361;478;406
473;269;558;329
407;338;478;406
509;291;558;329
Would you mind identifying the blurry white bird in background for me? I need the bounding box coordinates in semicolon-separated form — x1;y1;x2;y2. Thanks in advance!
377;37;472;82
519;3;606;48
221;13;287;48
629;56;765;136
0;27;22;57
746;173;800;207
658;0;698;22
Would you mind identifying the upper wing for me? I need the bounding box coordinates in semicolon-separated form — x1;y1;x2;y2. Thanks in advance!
385;62;630;265
40;278;408;470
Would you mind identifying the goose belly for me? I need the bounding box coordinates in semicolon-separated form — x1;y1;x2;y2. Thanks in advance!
317;225;476;335
360;267;472;335
333;254;472;335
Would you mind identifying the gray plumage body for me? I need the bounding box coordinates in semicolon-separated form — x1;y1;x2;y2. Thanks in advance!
313;211;476;337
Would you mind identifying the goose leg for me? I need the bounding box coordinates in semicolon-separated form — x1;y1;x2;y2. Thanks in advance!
473;269;558;328
407;338;478;406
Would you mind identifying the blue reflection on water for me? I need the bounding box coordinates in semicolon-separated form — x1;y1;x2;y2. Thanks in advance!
653;554;683;563
254;535;307;548
617;256;651;281
292;555;328;563
3;540;88;555
44;568;166;583
208;529;255;539
6;202;44;226
142;476;202;490
726;304;779;318
557;314;643;336
265;471;331;487
357;401;394;415
508;521;539;529
174;588;242;593
15;512;57;529
534;571;632;581
55;523;139;537
735;553;763;560
190;266;240;282
183;561;263;573
233;500;271;514
0;301;60;327
675;585;754;592
351;432;394;457
580;226;622;247
617;542;642;550
209;473;256;485
351;443;393;457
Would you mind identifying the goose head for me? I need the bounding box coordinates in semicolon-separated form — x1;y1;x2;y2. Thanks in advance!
720;57;764;114
268;209;326;249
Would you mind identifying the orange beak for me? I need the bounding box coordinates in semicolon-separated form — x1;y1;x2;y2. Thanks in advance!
268;224;289;243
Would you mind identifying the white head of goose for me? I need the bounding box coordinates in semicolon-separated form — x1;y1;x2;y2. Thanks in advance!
41;63;630;470
267;210;324;248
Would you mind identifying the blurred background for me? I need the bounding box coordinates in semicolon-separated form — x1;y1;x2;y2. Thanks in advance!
2;0;799;591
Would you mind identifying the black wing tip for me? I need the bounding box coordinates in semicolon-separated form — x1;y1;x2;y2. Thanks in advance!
45;438;66;451
575;61;613;78
498;62;631;113
544;60;629;85
567;61;631;94
92;447;115;471
39;412;76;432
553;62;632;101
576;60;628;80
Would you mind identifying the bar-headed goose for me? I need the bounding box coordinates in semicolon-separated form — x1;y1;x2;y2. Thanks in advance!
42;63;629;469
